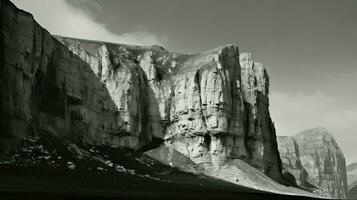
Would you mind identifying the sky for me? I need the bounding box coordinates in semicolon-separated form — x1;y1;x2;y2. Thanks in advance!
11;0;357;164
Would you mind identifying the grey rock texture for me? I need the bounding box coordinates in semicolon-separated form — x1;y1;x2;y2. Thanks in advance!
347;163;357;198
277;136;306;186
56;37;283;180
145;145;320;198
349;185;357;199
347;163;357;187
0;0;282;181
0;0;149;150
277;127;347;198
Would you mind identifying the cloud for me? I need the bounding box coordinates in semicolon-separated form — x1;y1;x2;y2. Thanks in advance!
10;0;166;46
270;91;357;164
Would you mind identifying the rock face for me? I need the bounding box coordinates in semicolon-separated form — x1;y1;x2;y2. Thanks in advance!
277;136;306;186
277;127;347;198
0;0;282;181
0;0;150;150
347;163;357;198
347;163;357;187
349;185;357;199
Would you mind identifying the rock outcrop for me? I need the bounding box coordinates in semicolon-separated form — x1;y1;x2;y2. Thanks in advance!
347;163;357;188
277;127;347;198
349;185;357;199
0;0;282;181
0;0;150;151
347;163;357;199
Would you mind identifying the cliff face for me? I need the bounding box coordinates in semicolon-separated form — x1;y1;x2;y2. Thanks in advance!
54;37;283;180
349;185;357;199
347;163;357;187
277;136;306;186
277;127;347;198
0;0;149;150
347;163;357;198
0;0;282;181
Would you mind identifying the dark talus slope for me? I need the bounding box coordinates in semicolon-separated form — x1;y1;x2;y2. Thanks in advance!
277;127;348;199
145;145;319;197
0;133;320;200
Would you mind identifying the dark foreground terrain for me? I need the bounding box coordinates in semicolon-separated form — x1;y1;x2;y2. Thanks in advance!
0;135;319;200
0;168;319;200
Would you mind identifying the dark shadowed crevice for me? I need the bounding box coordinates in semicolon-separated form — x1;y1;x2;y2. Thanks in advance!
243;101;252;159
203;134;211;151
0;0;5;131
138;137;164;152
38;53;66;118
0;4;4;77
0;0;5;108
194;69;207;128
256;91;284;182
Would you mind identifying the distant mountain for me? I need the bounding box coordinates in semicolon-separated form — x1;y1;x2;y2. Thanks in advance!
277;127;348;199
347;162;357;199
348;184;357;199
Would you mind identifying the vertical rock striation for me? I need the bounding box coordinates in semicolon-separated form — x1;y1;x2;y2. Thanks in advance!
347;163;357;192
0;0;282;181
239;53;281;180
0;0;150;150
277;127;347;198
277;136;306;186
348;163;357;199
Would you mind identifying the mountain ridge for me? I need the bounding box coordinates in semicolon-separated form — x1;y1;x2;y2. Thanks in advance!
0;0;329;199
277;127;347;198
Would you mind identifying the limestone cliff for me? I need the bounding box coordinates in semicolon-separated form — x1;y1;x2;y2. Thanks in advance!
0;0;151;150
0;0;282;181
277;127;347;198
347;163;357;188
347;163;357;199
